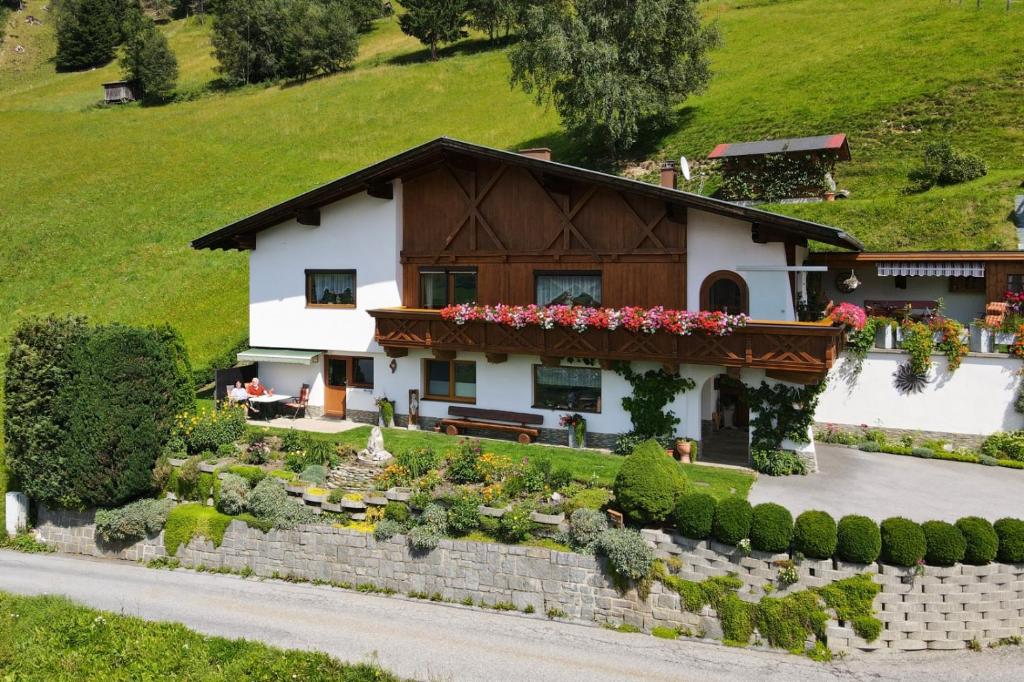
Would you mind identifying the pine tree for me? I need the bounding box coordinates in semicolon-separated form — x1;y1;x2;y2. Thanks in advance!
121;13;179;103
54;0;122;71
398;0;469;61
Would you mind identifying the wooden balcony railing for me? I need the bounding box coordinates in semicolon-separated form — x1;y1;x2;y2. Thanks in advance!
370;308;845;380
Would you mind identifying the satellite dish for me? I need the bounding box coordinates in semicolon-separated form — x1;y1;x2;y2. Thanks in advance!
679;156;692;182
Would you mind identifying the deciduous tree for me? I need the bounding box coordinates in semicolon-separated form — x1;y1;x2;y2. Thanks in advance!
398;0;469;60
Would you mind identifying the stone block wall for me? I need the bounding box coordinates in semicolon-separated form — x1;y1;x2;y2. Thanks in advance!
35;507;1024;654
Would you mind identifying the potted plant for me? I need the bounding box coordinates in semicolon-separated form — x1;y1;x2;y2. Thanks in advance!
303;487;328;504
873;318;896;349
375;396;395;427
560;413;586;449
674;438;691;462
969;319;994;353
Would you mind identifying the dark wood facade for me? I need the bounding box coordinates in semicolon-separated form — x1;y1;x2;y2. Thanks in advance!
400;158;688;309
370;309;844;379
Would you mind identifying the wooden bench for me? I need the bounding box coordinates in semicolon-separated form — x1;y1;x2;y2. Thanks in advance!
864;299;938;320
440;406;544;444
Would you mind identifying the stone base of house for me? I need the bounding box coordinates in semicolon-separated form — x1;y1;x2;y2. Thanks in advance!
814;422;986;450
379;414;620;451
34;505;1024;654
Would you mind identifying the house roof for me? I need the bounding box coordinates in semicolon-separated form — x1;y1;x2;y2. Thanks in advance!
808;250;1024;266
708;134;851;161
191;137;864;251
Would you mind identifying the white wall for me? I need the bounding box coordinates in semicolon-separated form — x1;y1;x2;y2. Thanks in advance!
686;209;794;320
256;361;327;407
820;267;986;324
373;351;718;438
249;184;403;354
817;351;1023;435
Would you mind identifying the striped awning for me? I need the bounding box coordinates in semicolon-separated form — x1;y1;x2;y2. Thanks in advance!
876;262;985;277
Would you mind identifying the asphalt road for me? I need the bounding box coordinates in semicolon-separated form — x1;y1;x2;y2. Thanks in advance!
1;550;1021;682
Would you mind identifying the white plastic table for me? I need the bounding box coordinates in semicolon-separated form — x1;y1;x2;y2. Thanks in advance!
247;394;291;420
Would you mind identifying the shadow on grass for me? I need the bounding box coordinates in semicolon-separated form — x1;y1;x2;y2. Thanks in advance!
385;35;514;67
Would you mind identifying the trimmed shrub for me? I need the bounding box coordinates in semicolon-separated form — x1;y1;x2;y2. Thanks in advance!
567;508;608;552
227;465;266;487
994;518;1024;564
857;442;881;452
880;517;926;567
921;521;966;567
836;515;881;564
407;524;441;551
956;516;998;565
499;503;535;543
163;504;234;556
95;498;174;543
712;496;753;546
749;503;793;553
298;465;327;485
446;491;481;536
217;474;250;516
673;492;716;540
612;440;691;526
247;479;317;529
911;447;935;459
596;528;654;581
792;510;837;559
373;519;404;542
751;449;806;476
383;502;411;524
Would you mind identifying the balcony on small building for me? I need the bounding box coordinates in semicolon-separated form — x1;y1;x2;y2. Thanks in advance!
368;308;845;382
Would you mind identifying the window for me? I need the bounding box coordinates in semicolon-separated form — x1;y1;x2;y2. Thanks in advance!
949;276;985;293
351;357;374;388
699;271;748;314
419;268;477;308
423;359;476;401
533;366;601;413
306;270;356;307
535;272;602;307
1008;274;1024;294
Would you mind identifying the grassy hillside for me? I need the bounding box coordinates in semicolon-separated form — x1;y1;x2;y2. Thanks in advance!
0;1;1022;527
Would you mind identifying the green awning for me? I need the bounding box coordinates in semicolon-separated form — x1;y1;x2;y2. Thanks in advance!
236;348;321;366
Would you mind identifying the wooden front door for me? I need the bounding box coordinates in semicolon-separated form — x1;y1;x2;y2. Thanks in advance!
325;356;348;418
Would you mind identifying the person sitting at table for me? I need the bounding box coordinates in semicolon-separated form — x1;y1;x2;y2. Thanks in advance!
247;377;272;397
228;380;248;405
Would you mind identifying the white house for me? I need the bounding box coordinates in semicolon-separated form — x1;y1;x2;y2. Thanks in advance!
193;138;863;465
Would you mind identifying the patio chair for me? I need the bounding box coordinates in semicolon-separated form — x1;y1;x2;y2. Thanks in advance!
283;384;310;420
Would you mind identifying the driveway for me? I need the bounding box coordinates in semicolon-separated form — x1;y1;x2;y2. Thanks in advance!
750;444;1024;522
4;551;1024;681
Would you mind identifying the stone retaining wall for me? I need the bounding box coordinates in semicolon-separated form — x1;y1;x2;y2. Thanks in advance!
35;507;1024;654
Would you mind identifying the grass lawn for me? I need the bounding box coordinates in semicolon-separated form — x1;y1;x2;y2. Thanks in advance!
254;424;755;499
0;591;402;681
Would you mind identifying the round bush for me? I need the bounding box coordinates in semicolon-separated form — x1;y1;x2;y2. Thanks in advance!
994;518;1024;563
956;516;998;565
921;521;966;567
792;510;837;559
837;515;881;564
446;492;481;536
217;473;250;516
373;519;405;542
612;440;691;526
712;496;752;546
749;503;793;553
880;517;927;567
596;528;654;581
673;493;716;540
384;502;411;524
407;524;441;552
568;508;608;552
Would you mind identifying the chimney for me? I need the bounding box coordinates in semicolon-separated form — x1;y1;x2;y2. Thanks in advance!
518;147;552;162
660;161;677;190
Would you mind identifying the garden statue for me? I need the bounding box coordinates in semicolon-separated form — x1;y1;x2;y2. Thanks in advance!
357;426;393;464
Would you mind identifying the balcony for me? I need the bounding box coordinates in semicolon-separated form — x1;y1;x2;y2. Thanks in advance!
369;308;845;381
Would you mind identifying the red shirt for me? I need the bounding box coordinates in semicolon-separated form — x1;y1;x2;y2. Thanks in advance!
247;383;267;397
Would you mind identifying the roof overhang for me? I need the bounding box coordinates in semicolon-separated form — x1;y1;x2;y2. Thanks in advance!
808;250;1024;267
190;137;864;252
709;134;851;162
236;348;321;366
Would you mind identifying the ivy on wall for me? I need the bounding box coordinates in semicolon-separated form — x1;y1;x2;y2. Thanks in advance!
718;154;832;202
613;363;695;448
745;381;826;451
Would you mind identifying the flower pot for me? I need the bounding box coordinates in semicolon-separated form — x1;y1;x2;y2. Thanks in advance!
385;487;412;502
529;511;565;526
478;504;510;518
969;325;993;353
322;501;342;513
680;453;691;464
198;461;220;474
365;494;388;506
285;483;309;495
568;428;585;449
168;458;186;467
675;439;692;459
303;491;327;504
995;332;1017;346
340;498;367;510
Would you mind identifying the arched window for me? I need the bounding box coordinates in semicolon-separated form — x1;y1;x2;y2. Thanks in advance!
700;271;749;315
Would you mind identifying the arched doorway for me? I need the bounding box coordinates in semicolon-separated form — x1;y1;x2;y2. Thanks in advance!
700;271;749;315
699;373;750;467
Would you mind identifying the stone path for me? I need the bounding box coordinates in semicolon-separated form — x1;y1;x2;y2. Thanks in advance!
246;416;365;434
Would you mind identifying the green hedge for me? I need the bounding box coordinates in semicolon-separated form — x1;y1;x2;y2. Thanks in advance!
792;511;837;559
956;516;998;565
836;515;881;564
921;521;966;567
612;440;690;526
4;317;194;509
712;496;752;545
995;518;1024;563
749;503;793;553
880;517;926;567
673;492;716;540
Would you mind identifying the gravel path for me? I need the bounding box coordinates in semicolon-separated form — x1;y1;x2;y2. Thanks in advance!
1;550;1021;681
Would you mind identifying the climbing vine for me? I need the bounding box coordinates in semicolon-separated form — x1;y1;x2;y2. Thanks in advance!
613;363;695;450
745;381;826;451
